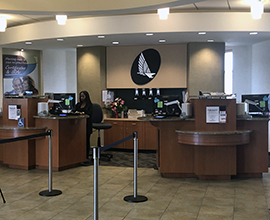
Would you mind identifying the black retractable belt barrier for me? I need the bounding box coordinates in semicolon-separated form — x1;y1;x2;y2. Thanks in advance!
92;132;147;220
0;188;5;203
0;129;62;200
39;130;62;197
124;131;148;203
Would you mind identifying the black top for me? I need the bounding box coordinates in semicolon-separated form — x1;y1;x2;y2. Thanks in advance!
74;102;93;135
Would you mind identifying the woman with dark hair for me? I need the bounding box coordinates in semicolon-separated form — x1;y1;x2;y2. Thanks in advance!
73;91;93;165
22;75;39;95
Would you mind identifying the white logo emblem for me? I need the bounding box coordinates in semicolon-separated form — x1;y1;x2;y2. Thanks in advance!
137;53;156;79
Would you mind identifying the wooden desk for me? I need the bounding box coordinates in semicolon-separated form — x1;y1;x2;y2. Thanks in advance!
34;115;88;171
148;117;268;179
0;127;46;170
176;130;252;180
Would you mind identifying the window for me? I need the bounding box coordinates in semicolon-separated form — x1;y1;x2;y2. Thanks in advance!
224;51;233;94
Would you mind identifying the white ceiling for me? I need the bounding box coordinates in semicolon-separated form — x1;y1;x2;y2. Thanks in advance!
2;0;270;50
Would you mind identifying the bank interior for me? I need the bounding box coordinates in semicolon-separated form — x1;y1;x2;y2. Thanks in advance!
0;1;270;219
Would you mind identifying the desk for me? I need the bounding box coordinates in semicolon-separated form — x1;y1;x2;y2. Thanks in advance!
0;127;46;170
34;115;88;171
176;130;252;180
141;117;268;179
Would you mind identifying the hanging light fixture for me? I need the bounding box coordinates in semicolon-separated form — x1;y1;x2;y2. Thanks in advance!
250;0;264;19
56;15;67;25
157;7;170;20
0;17;7;32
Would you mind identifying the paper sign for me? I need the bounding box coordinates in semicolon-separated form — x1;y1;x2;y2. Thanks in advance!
8;105;17;120
206;106;220;123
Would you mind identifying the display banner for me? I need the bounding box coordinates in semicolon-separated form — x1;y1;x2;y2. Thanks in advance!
3;53;39;96
3;55;37;78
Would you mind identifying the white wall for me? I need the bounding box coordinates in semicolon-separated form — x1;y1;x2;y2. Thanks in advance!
43;48;77;94
250;41;270;153
231;41;270;152
251;41;270;93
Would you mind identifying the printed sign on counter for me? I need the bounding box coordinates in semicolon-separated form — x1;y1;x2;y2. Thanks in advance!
206;106;220;123
8;105;17;120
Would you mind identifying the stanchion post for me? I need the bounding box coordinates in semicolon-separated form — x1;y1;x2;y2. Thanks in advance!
0;188;6;203
39;130;62;197
124;131;148;203
93;146;100;220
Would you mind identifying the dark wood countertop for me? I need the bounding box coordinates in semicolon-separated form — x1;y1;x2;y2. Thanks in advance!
34;115;89;120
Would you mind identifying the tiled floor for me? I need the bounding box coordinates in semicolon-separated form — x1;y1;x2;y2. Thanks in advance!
0;165;270;220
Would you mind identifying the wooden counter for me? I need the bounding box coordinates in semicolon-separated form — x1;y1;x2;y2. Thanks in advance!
0;127;47;170
104;118;158;150
150;118;268;179
1;97;47;170
34;115;88;171
144;98;269;180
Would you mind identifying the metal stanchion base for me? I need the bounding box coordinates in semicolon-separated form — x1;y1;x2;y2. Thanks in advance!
124;195;148;203
39;190;62;197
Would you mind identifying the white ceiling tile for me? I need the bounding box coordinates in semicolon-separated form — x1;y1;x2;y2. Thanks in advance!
195;0;229;9
171;4;197;10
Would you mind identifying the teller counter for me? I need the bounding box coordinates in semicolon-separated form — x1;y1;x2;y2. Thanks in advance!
0;126;46;170
34;115;88;171
143;117;269;180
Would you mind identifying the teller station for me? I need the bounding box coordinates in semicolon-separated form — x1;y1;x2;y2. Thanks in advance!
0;96;88;171
144;97;269;180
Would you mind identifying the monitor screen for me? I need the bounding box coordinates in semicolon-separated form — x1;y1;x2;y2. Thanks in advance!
241;94;270;115
53;93;76;112
153;95;181;116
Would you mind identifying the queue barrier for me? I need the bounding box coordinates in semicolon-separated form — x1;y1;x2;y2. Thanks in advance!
0;188;5;203
92;131;147;220
0;129;62;203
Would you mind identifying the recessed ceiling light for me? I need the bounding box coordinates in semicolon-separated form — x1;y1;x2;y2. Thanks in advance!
77;45;83;47
249;32;258;35
207;39;214;42
25;42;32;45
159;39;166;43
20;48;24;52
198;32;206;35
146;33;153;36
98;35;105;39
57;38;64;41
112;41;119;45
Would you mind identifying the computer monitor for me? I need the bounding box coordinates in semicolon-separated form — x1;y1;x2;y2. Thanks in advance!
153;95;181;116
53;93;76;113
241;94;270;116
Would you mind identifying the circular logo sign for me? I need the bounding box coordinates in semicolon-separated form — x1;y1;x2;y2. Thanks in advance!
131;49;161;85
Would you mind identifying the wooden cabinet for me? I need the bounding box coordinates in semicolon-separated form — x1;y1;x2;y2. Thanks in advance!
104;120;125;149
104;119;158;150
142;122;158;150
124;121;143;149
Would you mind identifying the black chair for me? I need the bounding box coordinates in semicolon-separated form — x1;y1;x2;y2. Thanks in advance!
92;103;113;161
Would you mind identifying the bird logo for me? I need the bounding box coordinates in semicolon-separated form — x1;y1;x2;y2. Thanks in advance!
137;53;156;79
131;48;161;85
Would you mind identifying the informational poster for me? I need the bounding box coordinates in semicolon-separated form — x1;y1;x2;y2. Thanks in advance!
206;106;220;123
3;53;39;96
